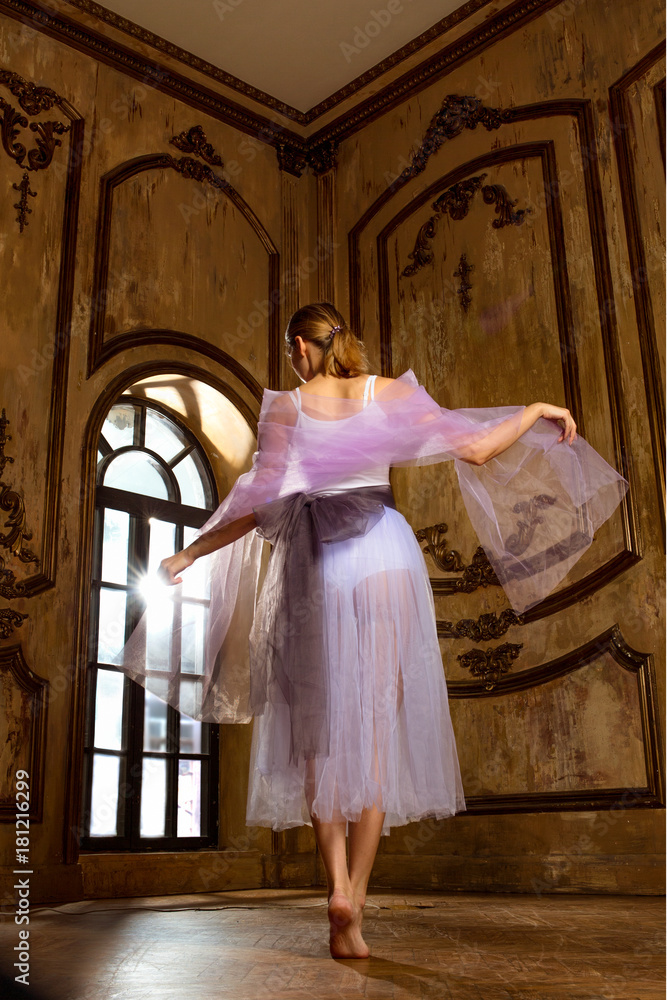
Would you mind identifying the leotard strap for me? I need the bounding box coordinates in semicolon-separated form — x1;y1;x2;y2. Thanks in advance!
292;388;302;412
363;375;377;405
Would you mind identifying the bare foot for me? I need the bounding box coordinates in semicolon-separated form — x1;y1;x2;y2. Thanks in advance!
328;889;370;959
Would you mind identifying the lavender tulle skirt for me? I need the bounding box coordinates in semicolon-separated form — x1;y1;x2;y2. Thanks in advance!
245;505;466;836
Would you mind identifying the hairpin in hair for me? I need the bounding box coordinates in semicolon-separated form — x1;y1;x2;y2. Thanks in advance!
329;324;343;339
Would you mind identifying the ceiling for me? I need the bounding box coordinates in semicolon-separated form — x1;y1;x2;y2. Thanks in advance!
90;0;466;112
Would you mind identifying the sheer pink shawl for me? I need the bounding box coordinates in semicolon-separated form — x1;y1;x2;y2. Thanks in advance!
116;370;627;724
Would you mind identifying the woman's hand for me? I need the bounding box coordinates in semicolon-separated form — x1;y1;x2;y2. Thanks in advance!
158;548;194;586
539;403;577;445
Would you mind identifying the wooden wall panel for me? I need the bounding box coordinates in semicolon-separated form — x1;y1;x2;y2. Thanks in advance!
0;0;663;901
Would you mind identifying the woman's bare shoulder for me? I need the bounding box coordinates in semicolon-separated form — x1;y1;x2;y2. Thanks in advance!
373;375;396;393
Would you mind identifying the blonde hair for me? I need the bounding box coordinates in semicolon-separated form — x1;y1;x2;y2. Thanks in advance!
285;302;369;379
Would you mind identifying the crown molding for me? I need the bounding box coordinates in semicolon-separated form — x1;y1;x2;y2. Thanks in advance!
0;0;564;155
60;0;496;125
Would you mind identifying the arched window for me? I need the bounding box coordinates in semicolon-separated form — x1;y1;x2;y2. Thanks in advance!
80;397;219;850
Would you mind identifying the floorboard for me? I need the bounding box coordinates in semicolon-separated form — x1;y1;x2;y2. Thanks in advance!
0;889;663;999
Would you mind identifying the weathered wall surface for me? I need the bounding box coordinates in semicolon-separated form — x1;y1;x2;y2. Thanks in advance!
0;0;663;904
331;0;665;893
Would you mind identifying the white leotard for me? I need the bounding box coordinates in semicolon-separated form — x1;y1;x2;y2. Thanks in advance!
292;375;390;493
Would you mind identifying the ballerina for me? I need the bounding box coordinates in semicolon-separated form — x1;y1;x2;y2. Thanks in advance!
148;302;625;959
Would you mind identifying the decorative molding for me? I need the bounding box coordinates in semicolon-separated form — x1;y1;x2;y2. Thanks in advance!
60;0;497;125
0;68;68;114
307;139;339;176
0;67;83;597
453;253;474;311
415;523;464;572
402;97;512;184
276;142;307;178
169;124;223;166
402;175;484;276
0;0;569;153
457;641;523;691
0;608;27;637
449;625;664;813
505;494;557;556
438;609;523;641
654;77;665;169
0;644;48;822
453;546;501;593
316;171;336;301
359;105;641;620
12;170;35;231
610;45;666;540
0;411;39;637
482;182;531;228
0;71;72;232
87;153;281;388
310;0;566;148
401;173;530;278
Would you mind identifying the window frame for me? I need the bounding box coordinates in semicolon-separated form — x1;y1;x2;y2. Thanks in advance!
80;396;220;852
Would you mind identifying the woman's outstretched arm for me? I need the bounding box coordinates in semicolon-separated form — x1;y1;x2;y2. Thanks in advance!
158;512;257;585
461;402;577;466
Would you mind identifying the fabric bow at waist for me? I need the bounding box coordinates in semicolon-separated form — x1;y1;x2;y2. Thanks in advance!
249;485;395;765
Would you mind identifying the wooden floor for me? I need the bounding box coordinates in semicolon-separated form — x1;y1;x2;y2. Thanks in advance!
1;889;664;999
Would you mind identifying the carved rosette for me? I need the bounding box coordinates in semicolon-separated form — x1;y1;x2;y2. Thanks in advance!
0;411;39;637
0;71;72;233
457;642;523;691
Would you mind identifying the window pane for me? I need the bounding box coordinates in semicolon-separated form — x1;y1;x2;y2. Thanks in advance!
180;715;202;754
97;588;127;664
182;526;210;600
89;754;120;836
145;409;186;462
177;760;201;837
178;677;202;720
145;596;174;672
148;519;176;575
140;758;166;837
102;404;135;450
173;453;207;508
101;508;129;585
181;603;206;674
94;669;124;750
144;690;168;753
104;452;169;499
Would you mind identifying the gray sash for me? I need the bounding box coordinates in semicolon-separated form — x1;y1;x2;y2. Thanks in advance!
249;485;396;764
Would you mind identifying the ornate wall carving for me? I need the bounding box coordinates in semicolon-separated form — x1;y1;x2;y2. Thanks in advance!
0;411;39;638
0;644;48;822
449;626;663;813
0;70;73;232
0;66;83;596
354;98;640;623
